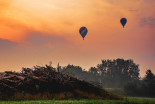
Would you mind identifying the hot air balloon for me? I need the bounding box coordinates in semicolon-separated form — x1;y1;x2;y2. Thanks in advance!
120;18;127;28
79;27;88;40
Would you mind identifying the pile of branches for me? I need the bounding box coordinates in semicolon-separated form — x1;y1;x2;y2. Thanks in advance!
0;65;121;100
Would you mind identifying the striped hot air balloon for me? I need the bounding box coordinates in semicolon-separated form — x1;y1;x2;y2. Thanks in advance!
79;27;88;40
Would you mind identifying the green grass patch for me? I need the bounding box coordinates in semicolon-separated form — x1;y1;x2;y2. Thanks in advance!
0;97;155;104
105;88;125;96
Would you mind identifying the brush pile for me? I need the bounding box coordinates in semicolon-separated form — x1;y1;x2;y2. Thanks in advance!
0;65;121;100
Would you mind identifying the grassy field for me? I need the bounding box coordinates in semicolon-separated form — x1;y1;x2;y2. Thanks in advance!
0;97;155;104
105;88;126;96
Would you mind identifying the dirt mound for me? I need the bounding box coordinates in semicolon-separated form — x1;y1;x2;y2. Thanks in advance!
0;65;122;100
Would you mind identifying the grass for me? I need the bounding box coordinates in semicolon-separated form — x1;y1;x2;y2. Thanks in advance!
0;97;155;104
105;88;125;96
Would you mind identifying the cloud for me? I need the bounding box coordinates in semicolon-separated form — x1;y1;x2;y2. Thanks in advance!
140;17;155;27
25;31;74;49
0;38;17;51
0;0;154;75
0;0;12;9
128;9;138;12
143;0;155;3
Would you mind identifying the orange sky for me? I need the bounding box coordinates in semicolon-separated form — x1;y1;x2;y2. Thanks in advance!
0;0;155;77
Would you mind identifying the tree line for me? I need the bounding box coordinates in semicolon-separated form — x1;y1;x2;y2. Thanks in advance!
56;58;155;97
124;69;155;97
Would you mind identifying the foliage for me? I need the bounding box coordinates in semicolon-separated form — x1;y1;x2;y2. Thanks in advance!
61;58;140;88
124;69;155;97
60;59;155;97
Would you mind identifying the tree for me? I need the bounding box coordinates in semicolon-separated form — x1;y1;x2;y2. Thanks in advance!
143;69;155;96
124;69;155;97
61;59;140;88
89;67;98;75
97;59;140;88
144;69;155;81
57;63;61;72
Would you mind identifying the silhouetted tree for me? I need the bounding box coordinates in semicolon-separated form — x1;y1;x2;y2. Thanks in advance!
97;59;140;88
89;67;98;75
61;59;140;88
144;69;155;81
124;69;155;97
57;63;61;72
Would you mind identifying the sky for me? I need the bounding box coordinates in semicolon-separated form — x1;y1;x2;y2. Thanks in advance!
0;0;155;77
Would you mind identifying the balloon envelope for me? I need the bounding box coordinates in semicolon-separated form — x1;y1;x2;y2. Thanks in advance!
120;18;127;28
79;27;88;40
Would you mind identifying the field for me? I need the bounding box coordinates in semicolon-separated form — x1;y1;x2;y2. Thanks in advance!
105;88;125;96
0;97;155;104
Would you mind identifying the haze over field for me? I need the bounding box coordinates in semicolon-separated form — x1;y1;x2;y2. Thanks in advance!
0;0;155;77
